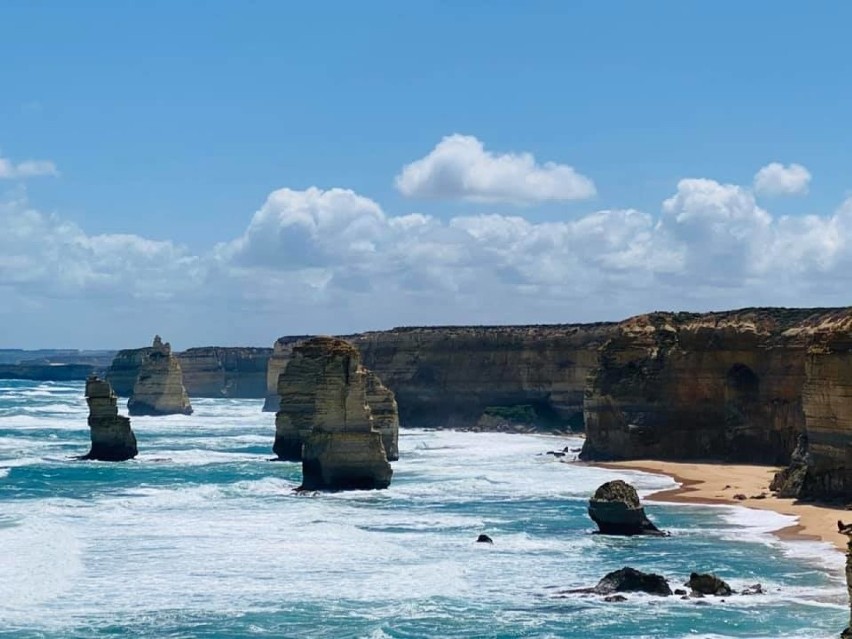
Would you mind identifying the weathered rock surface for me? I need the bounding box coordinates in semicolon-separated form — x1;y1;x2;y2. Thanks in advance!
263;336;313;411
275;337;392;491
82;376;137;461
106;346;153;396
179;347;271;398
581;308;850;465
588;480;664;536
685;572;732;596
592;567;672;596
365;370;399;461
266;325;617;434
841;522;852;638
128;336;193;416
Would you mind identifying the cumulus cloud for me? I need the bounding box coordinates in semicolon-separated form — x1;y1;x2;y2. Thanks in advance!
0;152;58;179
753;162;811;196
3;160;852;346
395;134;596;204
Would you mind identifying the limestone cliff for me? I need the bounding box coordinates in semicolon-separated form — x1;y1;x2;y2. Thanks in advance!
106;346;153;396
179;347;272;398
274;337;392;491
82;376;137;461
266;324;616;432
263;336;312;410
580;308;847;465
772;311;852;500
128;336;193;416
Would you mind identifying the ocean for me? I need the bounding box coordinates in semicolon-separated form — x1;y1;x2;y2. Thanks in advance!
0;379;846;638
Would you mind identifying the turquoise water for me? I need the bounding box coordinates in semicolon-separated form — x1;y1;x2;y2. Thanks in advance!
0;379;846;638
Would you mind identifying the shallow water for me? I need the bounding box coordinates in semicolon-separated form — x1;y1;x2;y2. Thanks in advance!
0;380;846;638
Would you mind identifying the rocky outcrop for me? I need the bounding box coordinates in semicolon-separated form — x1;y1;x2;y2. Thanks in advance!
365;370;399;461
106;346;153;396
179;347;272;398
583;567;672;597
588;480;664;536
842;522;852;638
266;325;616;433
685;572;732;596
127;336;193;416
580;308;849;464
82;376;137;461
274;337;392;491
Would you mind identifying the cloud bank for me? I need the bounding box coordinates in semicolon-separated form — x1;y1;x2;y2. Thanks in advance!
1;139;846;347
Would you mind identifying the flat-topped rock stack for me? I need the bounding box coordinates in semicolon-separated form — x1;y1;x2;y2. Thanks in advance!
128;336;193;416
275;336;393;491
82;375;138;461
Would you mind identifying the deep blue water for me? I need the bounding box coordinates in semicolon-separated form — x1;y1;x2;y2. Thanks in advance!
0;380;846;638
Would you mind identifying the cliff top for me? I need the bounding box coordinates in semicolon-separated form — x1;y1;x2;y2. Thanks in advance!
294;336;360;359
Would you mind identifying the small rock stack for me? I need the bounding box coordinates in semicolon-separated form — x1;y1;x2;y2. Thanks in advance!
128;335;193;416
83;375;138;461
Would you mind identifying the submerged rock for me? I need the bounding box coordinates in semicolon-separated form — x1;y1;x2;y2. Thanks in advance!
593;567;672;597
276;337;393;491
588;480;665;536
685;572;732;596
82;375;138;461
128;336;193;416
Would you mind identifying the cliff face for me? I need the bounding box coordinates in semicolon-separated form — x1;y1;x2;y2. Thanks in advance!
263;336;312;410
83;376;137;461
266;325;617;431
179;347;272;398
0;363;97;381
108;346;271;398
128;336;193;416
105;347;152;396
365;370;400;461
581;308;846;465
772;312;852;500
275;337;392;491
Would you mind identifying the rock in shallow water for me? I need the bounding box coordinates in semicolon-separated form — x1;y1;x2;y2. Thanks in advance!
82;375;137;461
685;572;733;596
594;567;672;597
588;480;665;536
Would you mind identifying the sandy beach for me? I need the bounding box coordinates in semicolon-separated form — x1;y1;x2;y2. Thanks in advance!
594;460;849;553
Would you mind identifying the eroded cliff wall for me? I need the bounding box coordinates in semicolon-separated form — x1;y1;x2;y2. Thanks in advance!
265;324;617;431
580;308;848;465
180;347;272;398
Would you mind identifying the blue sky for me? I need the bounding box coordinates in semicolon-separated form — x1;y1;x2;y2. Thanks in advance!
1;2;850;348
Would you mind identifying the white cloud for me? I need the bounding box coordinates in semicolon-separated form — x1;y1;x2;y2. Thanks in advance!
753;162;811;196
3;160;852;347
0;152;58;179
395;134;596;204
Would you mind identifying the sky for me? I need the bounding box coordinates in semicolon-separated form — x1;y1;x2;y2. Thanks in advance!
1;1;851;349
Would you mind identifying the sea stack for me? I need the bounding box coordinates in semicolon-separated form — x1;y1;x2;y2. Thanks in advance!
588;480;664;536
128;336;193;416
365;369;400;461
275;336;392;491
82;375;138;461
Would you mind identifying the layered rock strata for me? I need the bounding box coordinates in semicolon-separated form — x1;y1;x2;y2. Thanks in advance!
365;370;399;461
274;337;392;490
179;347;272;398
773;311;852;500
128;336;193;416
588;480;664;536
580;308;849;464
266;324;617;434
82;376;138;461
106;346;153;396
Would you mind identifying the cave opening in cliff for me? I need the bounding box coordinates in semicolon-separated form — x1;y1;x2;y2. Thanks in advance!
725;363;760;406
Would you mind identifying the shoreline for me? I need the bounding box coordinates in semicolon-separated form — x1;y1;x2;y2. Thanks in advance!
591;459;848;553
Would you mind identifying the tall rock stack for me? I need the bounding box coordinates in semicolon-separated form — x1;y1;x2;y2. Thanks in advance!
83;375;138;461
128;336;193;416
365;370;400;461
275;336;393;491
